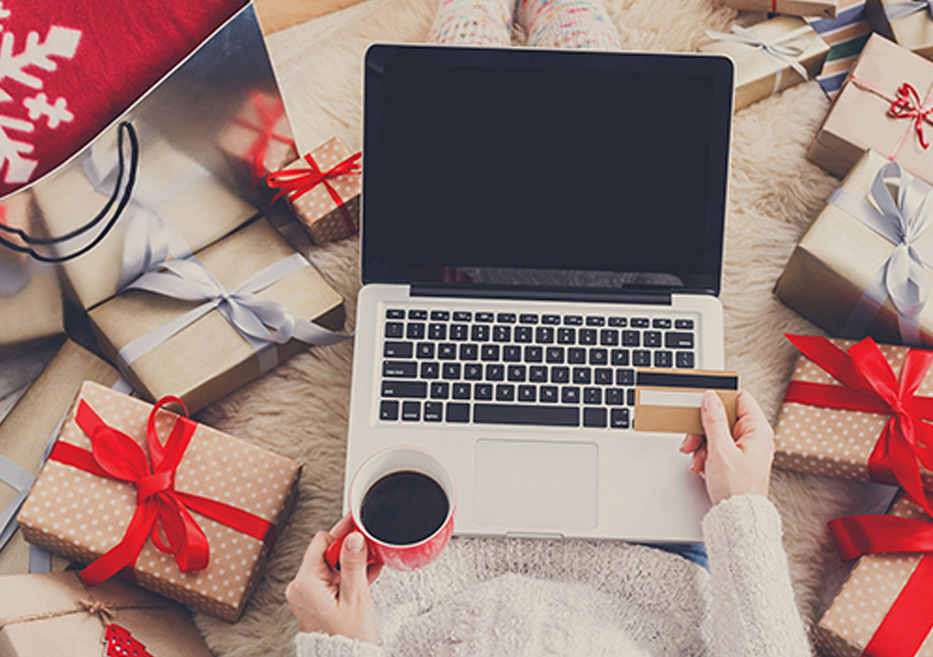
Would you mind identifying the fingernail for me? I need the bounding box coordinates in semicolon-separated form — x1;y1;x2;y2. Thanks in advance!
346;532;364;553
702;390;717;411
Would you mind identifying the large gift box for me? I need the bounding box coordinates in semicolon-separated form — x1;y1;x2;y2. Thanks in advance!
817;497;933;657
0;571;213;657
17;381;302;621
700;16;829;111
807;34;933;181
718;0;838;17
267;137;362;244
775;149;933;346
33;134;258;311
868;0;933;61
773;335;933;495
87;218;346;413
218;91;298;184
0;340;125;576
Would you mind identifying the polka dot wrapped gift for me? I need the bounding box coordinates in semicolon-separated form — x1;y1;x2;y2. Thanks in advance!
15;381;302;622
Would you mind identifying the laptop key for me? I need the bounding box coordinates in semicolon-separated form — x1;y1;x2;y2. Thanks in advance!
606;388;624;405
622;330;640;347
430;310;450;321
428;323;447;340
568;348;586;364
493;325;511;342
417;342;435;359
586;316;605;327
535;327;555;344
524;346;543;363
507;365;526;382
408;310;428;320
540;385;558;402
557;328;576;344
460;344;478;360
600;329;619;346
386;309;405;319
385;322;404;339
653;318;672;329
518;385;537;402
675;319;694;330
551;366;570;383
564;315;583;326
496;384;515;402
611;408;630;429
546;347;565;363
473;404;579;427
608;317;627;327
676;351;695;368
627;388;636;405
519;313;539;324
423;402;443;422
589;348;607;365
665;332;694;349
442;363;461;379
453;311;472;322
584;387;602;404
384;341;413;358
497;313;516;323
464;364;483;380
644;331;662;348
514;327;533;343
486;364;505;381
402;401;421;421
381;381;427;398
503;346;521;362
595;368;613;385
474;383;493;400
383;361;417;378
407;323;425;340
616;369;635;386
430;382;450;399
572;367;591;385
633;350;651;367
471;325;490;342
475;312;494;322
584;407;607;428
654;350;673;368
453;383;472;400
561;386;581;404
481;344;500;361
579;329;597;345
529;365;548;382
542;314;561;325
421;362;440;379
438;343;457;359
446;403;470;423
611;349;629;366
380;400;399;420
631;318;649;328
450;324;469;341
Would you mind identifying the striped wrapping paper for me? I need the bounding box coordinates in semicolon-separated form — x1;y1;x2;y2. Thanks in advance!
806;0;873;97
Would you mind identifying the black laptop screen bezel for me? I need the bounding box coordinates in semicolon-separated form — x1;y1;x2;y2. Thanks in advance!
361;44;734;296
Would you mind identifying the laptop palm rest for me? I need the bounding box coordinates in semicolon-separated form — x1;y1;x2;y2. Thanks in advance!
473;439;598;530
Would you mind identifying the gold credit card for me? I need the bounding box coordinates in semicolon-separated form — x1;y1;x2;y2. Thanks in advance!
633;369;739;435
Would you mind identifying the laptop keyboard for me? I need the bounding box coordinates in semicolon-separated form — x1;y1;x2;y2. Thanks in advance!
378;308;697;429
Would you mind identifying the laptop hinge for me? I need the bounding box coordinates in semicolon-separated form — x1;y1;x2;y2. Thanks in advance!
409;283;673;305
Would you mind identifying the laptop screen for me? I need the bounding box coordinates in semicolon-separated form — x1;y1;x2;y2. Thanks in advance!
362;45;733;295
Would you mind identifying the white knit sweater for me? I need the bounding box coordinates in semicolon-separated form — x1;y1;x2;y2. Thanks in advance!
295;494;812;657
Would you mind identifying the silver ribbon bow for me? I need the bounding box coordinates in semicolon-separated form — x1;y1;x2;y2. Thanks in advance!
831;160;933;345
118;253;348;373
885;0;933;21
705;24;812;97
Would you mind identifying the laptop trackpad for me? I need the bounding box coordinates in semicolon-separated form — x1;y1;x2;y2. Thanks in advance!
473;439;598;530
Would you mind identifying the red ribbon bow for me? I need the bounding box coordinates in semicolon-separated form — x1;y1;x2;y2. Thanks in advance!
49;397;276;586
889;82;933;150
234;91;296;186
783;334;933;516
266;151;361;237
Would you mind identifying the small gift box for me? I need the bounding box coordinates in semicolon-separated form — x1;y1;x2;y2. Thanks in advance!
717;0;838;17
773;335;933;497
868;0;933;61
0;340;125;576
807;33;933;181
775;149;933;346
0;571;213;657
33;133;258;310
17;381;302;621
87;218;346;413
267;137;361;244
817;497;933;657
806;1;873;98
700;16;829;111
218;90;298;184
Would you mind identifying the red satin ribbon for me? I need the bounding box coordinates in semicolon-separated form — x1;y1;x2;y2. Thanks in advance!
829;511;933;657
48;397;276;586
890;82;933;150
266;151;361;236
783;334;933;516
233;91;296;185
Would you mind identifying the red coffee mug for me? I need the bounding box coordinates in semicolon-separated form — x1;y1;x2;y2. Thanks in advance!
325;446;456;572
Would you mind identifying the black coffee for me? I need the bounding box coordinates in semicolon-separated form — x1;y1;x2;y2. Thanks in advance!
360;470;449;545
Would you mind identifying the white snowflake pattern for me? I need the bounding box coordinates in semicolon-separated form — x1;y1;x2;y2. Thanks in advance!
0;4;81;184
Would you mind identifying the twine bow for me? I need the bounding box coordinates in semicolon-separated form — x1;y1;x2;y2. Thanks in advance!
79;598;116;626
829;160;933;345
885;0;933;21
705;24;812;96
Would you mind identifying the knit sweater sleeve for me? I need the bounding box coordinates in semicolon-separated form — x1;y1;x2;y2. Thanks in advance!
702;493;813;657
294;632;385;657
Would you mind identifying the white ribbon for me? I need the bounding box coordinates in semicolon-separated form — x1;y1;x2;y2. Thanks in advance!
885;0;933;21
831;160;933;345
706;24;813;97
117;253;348;374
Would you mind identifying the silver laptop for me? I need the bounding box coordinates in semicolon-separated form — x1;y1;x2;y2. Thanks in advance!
345;44;734;542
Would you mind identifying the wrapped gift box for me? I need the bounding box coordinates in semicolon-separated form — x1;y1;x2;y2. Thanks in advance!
868;0;933;61
269;137;361;245
718;0;838;17
218;91;297;184
816;498;933;657
17;381;302;621
0;571;213;657
807;34;933;181
806;1;873;98
773;336;933;487
87;218;346;413
700;16;829;111
775;149;933;345
0;339;124;575
33;133;258;310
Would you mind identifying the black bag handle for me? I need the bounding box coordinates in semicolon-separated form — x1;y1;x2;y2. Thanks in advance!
0;121;139;264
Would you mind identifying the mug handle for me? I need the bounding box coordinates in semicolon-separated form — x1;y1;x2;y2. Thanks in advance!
324;519;382;571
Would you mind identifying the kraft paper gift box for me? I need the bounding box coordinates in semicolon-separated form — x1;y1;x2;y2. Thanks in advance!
87;217;346;414
0;339;125;576
16;381;302;622
33;132;258;310
816;498;933;657
218;91;297;183
0;571;213;657
700;16;829;111
267;137;361;245
775;150;933;345
773;335;933;487
807;34;933;181
868;0;933;61
715;0;838;17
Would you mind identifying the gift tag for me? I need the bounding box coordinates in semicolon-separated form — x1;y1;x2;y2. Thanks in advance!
103;623;154;657
633;369;739;435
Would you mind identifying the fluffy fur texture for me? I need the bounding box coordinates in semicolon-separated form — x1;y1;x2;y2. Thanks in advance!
195;1;897;655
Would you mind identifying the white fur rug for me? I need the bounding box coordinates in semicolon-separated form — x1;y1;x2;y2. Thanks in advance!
194;1;899;655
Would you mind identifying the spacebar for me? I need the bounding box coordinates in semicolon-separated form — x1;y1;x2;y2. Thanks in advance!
473;404;580;427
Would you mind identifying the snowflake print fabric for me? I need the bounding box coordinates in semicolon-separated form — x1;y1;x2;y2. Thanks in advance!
0;0;245;197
